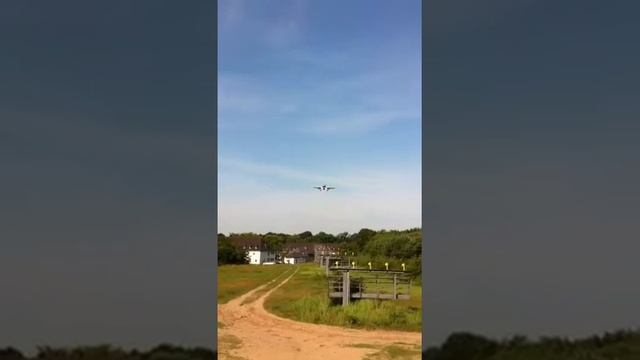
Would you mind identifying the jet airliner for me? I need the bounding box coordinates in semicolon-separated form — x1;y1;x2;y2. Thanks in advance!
313;184;335;191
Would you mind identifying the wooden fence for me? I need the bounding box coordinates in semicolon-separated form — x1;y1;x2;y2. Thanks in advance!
327;269;412;306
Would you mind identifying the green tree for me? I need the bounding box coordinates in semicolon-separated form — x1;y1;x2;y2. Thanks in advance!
436;332;499;360
217;237;248;265
313;231;336;243
263;234;285;251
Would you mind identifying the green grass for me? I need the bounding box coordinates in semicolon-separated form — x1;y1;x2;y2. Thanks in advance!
240;266;294;305
217;264;291;304
264;264;421;332
363;344;422;359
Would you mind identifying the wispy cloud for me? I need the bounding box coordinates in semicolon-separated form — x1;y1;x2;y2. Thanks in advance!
220;0;245;27
218;67;420;135
264;0;308;48
217;0;421;234
219;0;308;49
218;157;421;234
302;109;419;135
218;73;270;114
265;19;302;48
219;157;391;191
218;188;421;235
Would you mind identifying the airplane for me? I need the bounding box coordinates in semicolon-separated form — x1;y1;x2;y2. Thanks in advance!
313;184;335;191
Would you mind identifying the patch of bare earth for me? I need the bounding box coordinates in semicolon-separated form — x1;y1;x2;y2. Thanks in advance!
218;267;421;360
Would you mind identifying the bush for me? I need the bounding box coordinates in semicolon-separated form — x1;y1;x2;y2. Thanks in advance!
0;347;25;360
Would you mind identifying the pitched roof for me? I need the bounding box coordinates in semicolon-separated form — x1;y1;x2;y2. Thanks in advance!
229;235;266;250
282;242;314;255
313;243;341;251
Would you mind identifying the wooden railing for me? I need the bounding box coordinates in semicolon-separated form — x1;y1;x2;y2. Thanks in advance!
327;269;412;306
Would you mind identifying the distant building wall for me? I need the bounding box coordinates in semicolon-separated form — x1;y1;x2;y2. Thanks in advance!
248;250;261;264
313;243;341;263
284;255;308;264
248;250;276;265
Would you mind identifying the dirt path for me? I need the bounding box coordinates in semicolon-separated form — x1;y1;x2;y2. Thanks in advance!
218;266;422;360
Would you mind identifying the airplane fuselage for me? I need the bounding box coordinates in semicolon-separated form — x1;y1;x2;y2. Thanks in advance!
314;184;335;191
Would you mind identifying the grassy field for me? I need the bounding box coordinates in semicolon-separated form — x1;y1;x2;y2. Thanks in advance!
240;266;295;305
217;264;291;304
264;263;421;332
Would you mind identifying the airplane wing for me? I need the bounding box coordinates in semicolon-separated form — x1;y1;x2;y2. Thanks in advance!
313;186;322;190
327;187;336;190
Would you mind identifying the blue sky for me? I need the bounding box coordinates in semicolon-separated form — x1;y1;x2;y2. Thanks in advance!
218;0;421;234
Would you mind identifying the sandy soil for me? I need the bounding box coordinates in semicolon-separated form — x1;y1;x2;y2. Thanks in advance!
218;267;422;360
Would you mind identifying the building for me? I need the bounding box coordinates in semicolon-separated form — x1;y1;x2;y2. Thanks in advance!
227;236;343;265
283;254;307;264
282;243;313;264
229;235;276;265
249;249;276;264
313;243;342;264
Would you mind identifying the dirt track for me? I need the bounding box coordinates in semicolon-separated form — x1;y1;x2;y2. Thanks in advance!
218;267;422;360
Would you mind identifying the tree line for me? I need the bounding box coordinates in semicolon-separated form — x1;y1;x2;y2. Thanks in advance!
0;344;215;360
423;329;640;360
217;228;422;273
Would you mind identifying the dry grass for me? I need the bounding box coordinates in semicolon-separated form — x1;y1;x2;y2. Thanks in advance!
362;344;422;360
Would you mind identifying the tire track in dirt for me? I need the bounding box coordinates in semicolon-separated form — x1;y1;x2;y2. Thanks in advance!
218;266;421;360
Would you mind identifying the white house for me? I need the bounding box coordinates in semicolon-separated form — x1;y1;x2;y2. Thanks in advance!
283;255;307;264
229;236;277;265
248;249;276;265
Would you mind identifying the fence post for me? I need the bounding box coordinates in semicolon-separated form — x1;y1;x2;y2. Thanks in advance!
393;273;397;300
325;258;329;276
342;271;350;306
